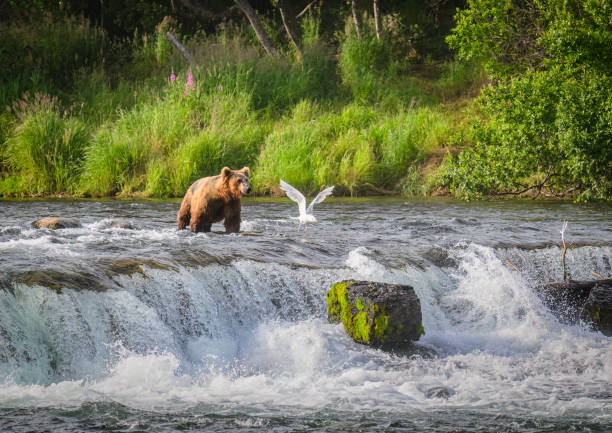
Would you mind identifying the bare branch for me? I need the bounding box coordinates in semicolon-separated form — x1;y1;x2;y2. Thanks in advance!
560;220;568;282
166;32;195;64
351;0;362;40
296;0;320;19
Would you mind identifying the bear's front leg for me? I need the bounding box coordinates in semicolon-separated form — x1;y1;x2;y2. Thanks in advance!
190;209;212;233
224;203;241;233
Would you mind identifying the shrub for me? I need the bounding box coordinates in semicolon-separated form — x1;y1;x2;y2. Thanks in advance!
443;70;612;201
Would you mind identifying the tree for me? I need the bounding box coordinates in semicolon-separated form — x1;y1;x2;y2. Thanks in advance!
444;0;612;201
233;0;279;57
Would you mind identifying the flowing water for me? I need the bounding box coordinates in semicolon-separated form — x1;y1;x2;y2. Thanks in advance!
0;198;611;432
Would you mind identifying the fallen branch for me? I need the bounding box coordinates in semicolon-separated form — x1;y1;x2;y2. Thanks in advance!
506;260;520;271
494;173;554;197
166;32;195;64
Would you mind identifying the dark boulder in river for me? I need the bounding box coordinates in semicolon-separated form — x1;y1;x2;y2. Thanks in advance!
535;279;612;335
580;284;612;336
32;217;81;229
327;280;424;349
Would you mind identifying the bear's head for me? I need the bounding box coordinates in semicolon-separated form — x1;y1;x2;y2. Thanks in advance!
222;166;251;197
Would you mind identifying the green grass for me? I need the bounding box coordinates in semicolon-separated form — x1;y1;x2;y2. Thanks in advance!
4;109;89;195
0;14;485;199
253;102;454;195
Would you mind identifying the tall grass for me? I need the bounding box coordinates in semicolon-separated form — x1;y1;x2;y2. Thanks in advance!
254;101;453;195
4;109;89;195
81;82;270;197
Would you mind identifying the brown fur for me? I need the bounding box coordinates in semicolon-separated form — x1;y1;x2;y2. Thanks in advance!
177;166;251;233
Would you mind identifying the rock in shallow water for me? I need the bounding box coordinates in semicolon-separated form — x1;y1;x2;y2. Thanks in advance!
327;280;424;349
32;217;81;229
534;279;612;335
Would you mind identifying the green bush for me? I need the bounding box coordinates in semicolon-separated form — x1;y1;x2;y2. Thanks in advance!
444;0;612;201
443;70;612;200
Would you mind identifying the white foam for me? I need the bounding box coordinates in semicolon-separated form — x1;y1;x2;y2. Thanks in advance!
0;245;610;421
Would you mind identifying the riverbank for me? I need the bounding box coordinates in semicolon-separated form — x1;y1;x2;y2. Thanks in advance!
3;11;608;202
0;14;486;200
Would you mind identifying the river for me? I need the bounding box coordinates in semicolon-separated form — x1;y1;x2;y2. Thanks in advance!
1;198;611;432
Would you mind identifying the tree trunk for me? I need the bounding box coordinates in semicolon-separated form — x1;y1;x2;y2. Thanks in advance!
277;0;303;60
373;0;381;40
233;0;279;57
351;0;362;40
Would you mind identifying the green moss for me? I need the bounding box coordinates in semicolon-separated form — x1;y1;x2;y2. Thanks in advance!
373;310;391;341
356;297;365;311
326;281;354;323
417;324;426;336
351;311;372;343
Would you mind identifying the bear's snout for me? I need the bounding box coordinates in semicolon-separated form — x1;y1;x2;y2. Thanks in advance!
246;186;252;194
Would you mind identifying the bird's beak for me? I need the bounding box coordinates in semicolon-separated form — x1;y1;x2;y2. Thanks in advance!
314;218;318;223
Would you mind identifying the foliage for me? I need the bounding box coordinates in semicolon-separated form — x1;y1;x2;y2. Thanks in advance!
2;2;608;202
443;70;612;200
444;0;612;201
0;14;105;108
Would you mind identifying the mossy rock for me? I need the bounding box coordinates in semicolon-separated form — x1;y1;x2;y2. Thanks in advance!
327;280;424;348
32;217;81;229
580;284;612;336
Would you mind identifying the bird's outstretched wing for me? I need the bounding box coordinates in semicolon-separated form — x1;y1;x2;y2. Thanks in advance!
280;180;307;217
307;186;334;214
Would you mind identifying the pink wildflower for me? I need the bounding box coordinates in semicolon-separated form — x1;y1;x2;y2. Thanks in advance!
170;69;176;83
188;73;194;90
218;84;223;90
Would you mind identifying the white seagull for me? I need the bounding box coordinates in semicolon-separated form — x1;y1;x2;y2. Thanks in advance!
279;180;334;232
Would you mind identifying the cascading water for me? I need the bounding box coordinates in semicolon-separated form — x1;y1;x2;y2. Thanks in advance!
1;199;611;432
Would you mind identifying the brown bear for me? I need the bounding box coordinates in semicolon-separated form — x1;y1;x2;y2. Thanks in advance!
177;166;251;233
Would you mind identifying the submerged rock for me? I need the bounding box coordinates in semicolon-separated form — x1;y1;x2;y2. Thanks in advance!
580;284;612;336
424;386;455;399
32;217;81;230
99;219;135;229
327;280;424;349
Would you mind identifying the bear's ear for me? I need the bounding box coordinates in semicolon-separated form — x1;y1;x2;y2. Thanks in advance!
240;167;251;178
221;167;232;177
